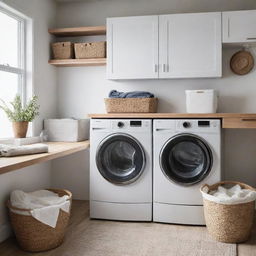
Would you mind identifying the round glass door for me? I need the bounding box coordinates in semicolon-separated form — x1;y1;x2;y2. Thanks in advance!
160;134;212;185
96;133;146;184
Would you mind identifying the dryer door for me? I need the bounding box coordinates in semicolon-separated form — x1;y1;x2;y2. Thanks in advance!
96;133;146;185
160;133;212;185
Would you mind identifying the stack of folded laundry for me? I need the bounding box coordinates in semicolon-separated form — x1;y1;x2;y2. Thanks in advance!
109;90;154;98
0;143;48;157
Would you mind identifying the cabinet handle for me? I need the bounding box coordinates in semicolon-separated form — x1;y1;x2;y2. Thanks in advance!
155;128;173;131
241;119;256;122
154;64;158;73
163;64;166;72
246;38;256;40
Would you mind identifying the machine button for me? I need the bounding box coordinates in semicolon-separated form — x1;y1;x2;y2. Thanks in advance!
183;122;191;128
117;122;124;128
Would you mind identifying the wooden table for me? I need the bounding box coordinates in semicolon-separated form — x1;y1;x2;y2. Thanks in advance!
0;141;90;175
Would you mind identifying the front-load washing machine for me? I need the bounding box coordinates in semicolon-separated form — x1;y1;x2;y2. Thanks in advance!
153;119;221;225
90;119;152;221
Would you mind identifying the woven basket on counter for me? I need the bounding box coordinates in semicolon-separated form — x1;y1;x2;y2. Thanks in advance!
7;189;72;252
105;98;158;113
74;41;106;59
52;42;74;59
201;181;255;243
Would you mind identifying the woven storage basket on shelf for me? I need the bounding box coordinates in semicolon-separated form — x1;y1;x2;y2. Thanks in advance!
104;98;158;113
52;42;74;59
7;189;72;252
74;41;106;59
201;181;255;243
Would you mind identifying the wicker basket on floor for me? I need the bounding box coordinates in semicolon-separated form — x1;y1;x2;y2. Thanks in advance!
105;98;158;113
7;189;72;252
201;181;255;243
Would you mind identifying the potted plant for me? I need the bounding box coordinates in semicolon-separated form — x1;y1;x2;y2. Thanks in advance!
0;95;40;138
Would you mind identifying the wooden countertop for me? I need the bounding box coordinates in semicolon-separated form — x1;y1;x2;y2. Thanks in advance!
89;113;256;129
89;113;256;118
0;141;90;175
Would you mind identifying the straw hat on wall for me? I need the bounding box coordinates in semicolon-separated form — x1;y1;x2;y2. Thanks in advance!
230;50;254;75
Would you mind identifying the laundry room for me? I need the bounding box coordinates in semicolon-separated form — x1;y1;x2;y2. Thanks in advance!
0;0;256;255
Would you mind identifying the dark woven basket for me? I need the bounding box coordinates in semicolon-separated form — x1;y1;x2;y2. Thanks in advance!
7;189;72;252
201;181;255;243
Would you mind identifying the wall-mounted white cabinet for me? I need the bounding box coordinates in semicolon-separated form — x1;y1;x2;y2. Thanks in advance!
159;12;222;78
107;13;222;80
107;16;158;79
223;10;256;43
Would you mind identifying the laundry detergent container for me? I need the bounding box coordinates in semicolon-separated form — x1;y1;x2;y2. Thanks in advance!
200;181;256;243
186;89;217;113
7;189;72;252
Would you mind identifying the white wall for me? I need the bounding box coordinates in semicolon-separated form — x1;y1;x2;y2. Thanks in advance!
0;0;57;242
53;0;256;199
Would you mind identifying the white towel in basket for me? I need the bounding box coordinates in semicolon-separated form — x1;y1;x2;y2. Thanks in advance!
10;190;70;228
201;185;256;205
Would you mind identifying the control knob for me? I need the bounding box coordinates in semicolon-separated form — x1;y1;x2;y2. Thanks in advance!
117;122;124;128
183;122;191;128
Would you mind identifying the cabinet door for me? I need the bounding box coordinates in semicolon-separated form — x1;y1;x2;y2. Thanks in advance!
223;10;256;43
159;12;222;78
107;16;158;79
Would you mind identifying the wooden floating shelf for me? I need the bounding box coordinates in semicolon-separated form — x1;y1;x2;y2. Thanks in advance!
0;141;90;175
48;58;107;67
48;25;106;37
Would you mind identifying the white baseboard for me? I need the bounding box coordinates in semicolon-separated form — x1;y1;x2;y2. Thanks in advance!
0;223;12;243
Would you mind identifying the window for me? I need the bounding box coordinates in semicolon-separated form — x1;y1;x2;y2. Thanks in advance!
0;6;25;138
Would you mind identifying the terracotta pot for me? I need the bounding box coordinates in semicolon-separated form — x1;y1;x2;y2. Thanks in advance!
12;121;29;138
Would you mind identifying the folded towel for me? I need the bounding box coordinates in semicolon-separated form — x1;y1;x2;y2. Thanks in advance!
109;90;154;98
0;143;48;157
10;190;70;228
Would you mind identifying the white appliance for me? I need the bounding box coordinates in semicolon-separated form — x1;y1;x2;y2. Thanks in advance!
153;119;221;225
90;119;152;221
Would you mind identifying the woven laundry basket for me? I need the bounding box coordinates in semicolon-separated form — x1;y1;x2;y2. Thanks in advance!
104;98;158;113
201;181;255;243
52;42;74;59
7;189;72;252
74;41;106;59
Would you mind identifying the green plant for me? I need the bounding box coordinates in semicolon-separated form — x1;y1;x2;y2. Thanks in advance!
0;95;40;122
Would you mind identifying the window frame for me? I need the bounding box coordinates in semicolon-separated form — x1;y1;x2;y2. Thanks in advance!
0;5;26;105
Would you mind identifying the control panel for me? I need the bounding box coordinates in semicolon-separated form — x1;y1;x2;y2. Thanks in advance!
177;119;220;132
111;119;151;132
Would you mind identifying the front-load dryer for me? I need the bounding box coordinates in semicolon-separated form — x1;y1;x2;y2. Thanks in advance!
90;119;152;221
153;119;221;225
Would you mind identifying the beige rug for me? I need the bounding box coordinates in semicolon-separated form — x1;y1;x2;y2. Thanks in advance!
57;220;236;256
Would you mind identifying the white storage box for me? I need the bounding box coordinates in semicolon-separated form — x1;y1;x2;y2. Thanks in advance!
44;118;89;142
186;90;218;113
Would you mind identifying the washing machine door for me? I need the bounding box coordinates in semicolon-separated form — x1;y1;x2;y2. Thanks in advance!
160;133;212;186
96;133;146;185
